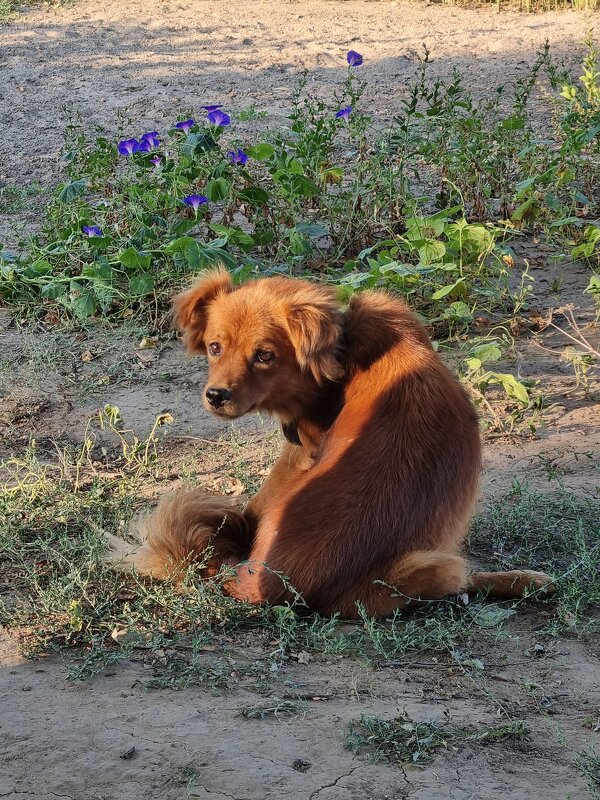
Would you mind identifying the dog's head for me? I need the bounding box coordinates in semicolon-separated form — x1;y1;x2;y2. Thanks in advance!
173;268;344;419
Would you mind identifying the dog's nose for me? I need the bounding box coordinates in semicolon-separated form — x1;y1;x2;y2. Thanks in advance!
205;387;232;408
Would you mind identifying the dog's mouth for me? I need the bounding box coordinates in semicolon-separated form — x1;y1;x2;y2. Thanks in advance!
204;400;256;419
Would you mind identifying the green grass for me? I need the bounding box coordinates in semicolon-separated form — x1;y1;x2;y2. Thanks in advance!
0;184;43;213
1;424;598;682
470;480;600;633
346;709;527;767
578;749;600;798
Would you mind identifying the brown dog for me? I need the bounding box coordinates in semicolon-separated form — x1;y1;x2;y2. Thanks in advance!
105;268;553;617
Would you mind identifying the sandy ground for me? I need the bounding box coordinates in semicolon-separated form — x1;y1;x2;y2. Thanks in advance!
2;624;600;800
1;2;600;799
0;0;593;189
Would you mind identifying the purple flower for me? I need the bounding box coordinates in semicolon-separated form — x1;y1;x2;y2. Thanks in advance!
82;225;103;237
335;106;353;120
150;155;162;167
207;109;231;127
138;138;153;153
118;138;140;156
201;104;223;112
183;194;208;213
227;148;248;166
141;131;160;148
347;50;363;67
175;119;196;133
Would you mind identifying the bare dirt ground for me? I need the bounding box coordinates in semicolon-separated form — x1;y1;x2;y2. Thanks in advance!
1;2;600;799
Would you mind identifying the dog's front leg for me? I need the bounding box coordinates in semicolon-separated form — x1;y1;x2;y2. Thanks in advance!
243;442;315;526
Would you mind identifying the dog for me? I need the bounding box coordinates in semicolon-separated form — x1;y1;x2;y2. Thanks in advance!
105;268;553;617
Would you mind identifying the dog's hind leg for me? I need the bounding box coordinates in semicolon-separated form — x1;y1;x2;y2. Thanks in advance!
336;556;555;618
466;569;555;599
331;551;470;618
102;489;252;580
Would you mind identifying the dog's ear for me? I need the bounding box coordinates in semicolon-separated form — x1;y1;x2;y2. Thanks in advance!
287;290;344;383
173;268;233;353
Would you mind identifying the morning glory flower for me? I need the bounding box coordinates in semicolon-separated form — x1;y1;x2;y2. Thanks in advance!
138;139;153;153
201;104;223;112
150;155;162;167
118;138;140;156
175;119;196;133
183;194;208;212
335;106;353;120
347;50;363;67
141;131;160;148
82;225;103;237
207;109;231;127
227;149;248;165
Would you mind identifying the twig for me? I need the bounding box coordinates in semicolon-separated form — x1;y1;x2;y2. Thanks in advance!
545;305;600;360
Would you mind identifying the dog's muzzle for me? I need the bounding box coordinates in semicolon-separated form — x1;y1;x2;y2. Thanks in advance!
205;387;233;409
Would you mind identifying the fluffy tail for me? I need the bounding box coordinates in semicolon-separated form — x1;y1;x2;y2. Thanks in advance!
102;488;252;580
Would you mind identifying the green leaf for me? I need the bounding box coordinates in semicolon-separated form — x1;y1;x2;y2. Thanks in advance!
494;372;529;404
246;143;274;161
294;222;329;239
468;603;517;628
41;281;66;300
501;115;525;131
56;179;87;203
119;247;152;271
469;343;502;364
205;177;230;202
443;302;472;321
418;240;446;264
511;197;534;222
129;274;155;296
288;230;312;256
238;187;270;206
379;261;421;277
164;236;196;254
514;177;536;195
208;224;255;248
466;357;482;371
30;259;53;276
182;132;217;157
584;274;600;296
68;281;97;319
431;278;465;300
290;174;319;197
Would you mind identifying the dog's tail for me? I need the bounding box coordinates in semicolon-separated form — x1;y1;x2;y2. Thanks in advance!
102;489;251;580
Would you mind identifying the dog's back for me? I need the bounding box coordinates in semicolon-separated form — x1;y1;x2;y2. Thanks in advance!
249;289;481;612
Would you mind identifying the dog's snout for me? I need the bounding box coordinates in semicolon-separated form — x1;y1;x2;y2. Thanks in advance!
205;387;232;408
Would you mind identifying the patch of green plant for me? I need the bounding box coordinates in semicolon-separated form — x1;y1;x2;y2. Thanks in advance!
2;423;597;680
470;478;600;633
2;39;596;323
578;748;600;798
240;699;303;719
346;709;527;767
0;184;43;214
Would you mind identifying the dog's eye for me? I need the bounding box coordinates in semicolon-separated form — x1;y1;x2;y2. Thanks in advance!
255;349;275;364
208;342;222;357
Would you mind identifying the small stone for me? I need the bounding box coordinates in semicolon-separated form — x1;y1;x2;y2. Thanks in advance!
292;759;312;773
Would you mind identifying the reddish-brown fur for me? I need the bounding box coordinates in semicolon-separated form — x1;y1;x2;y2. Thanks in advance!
105;268;553;617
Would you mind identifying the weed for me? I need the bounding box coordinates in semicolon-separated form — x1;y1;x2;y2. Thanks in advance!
346;709;527;767
0;184;43;214
239;699;303;719
470;479;600;633
578;749;600;798
2;423;598;679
